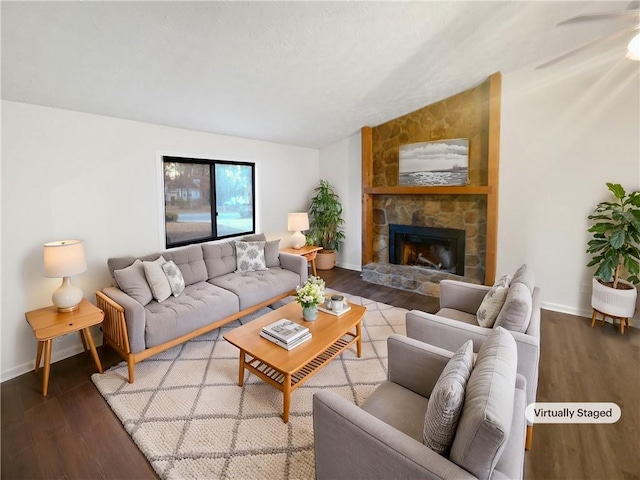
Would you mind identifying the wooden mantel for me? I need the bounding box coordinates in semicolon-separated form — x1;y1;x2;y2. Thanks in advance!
361;72;502;286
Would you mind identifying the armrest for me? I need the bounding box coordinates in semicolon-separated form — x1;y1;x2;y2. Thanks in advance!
313;391;476;480
439;280;490;315
278;252;308;284
406;311;540;420
101;287;146;354
387;334;453;398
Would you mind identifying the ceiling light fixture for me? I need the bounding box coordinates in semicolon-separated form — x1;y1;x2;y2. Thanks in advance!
627;32;640;60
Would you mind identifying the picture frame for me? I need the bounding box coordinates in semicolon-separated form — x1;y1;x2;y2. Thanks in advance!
398;138;469;186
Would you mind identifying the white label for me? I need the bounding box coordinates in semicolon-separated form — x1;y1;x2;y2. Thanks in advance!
525;403;621;424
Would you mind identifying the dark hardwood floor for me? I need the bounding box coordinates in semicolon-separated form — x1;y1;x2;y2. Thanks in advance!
2;267;638;479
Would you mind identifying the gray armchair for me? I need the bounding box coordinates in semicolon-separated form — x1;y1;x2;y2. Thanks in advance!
313;332;527;480
405;264;540;450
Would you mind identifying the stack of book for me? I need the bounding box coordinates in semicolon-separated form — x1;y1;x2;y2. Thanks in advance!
261;319;311;350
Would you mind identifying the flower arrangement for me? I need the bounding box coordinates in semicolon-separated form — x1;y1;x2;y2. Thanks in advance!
295;276;326;308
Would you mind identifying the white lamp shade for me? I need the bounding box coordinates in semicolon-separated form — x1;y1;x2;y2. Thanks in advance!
627;32;640;61
43;240;87;278
287;212;309;231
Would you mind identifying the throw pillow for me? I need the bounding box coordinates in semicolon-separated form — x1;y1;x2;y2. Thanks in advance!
423;340;474;455
162;260;186;297
235;240;267;272
511;263;535;295
113;259;153;306
265;239;281;268
476;274;511;328
493;282;532;333
143;256;172;302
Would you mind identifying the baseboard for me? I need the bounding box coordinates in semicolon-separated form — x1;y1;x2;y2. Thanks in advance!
336;262;361;272
542;301;639;328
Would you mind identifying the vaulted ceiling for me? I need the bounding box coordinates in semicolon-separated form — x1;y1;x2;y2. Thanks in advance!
2;1;634;148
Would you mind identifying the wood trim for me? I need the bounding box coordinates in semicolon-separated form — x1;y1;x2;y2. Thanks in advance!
361;126;373;265
364;186;492;195
485;72;501;285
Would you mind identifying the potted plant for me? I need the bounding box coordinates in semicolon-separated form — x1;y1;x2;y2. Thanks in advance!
307;180;345;270
295;276;326;321
587;183;640;319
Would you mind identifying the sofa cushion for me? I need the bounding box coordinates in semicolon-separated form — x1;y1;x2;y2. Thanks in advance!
242;233;267;242
235;240;267;272
436;308;478;326
493;283;532;333
162;260;185;297
449;327;517;480
511;264;535;295
265;239;281;268
209;267;299;310
166;244;208;286
113;259;153;306
202;241;236;278
423;340;474;455
144;282;240;349
361;380;429;443
143;256;171;302
476;274;510;328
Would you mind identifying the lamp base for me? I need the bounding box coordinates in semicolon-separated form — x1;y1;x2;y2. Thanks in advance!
291;231;306;250
52;277;83;313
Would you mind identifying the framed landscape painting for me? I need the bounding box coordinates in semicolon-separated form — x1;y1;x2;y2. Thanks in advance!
398;138;469;186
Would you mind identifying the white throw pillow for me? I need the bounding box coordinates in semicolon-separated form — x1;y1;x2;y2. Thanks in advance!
143;256;172;302
162;260;186;297
423;340;474;455
235;240;267;272
476;274;511;327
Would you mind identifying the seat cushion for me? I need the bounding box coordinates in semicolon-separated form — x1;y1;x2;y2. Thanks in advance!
209;267;299;310
144;282;239;348
449;327;518;480
423;340;474;455
493;283;532;333
361;380;429;443
436;308;478;326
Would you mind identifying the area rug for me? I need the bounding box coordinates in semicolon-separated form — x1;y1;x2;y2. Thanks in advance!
92;294;407;480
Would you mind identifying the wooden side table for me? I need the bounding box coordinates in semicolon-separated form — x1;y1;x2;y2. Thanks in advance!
25;299;104;396
280;245;323;276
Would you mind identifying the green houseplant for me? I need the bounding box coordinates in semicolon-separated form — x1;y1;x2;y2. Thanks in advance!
587;182;640;320
307;180;345;270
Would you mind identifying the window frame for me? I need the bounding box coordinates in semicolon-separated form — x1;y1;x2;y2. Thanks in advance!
162;155;256;249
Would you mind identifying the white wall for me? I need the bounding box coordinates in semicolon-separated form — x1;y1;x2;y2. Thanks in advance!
1;100;319;381
499;57;640;322
318;131;362;271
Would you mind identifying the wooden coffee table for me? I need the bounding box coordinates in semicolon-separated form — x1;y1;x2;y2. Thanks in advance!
223;300;366;422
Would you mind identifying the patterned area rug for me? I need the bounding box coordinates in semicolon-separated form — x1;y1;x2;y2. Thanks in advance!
92;294;407;480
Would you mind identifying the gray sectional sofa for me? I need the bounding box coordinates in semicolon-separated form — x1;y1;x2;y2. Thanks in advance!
96;233;307;382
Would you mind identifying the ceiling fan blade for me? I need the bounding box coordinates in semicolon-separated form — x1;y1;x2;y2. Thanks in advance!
536;24;640;69
557;9;639;26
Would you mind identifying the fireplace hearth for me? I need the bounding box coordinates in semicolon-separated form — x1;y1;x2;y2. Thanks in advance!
389;224;465;276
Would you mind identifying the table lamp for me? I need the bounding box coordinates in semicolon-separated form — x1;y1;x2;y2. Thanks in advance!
43;239;87;312
287;212;309;249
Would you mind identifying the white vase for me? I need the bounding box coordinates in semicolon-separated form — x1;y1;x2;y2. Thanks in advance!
591;277;638;318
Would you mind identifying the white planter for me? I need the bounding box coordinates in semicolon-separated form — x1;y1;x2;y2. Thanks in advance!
591;277;638;318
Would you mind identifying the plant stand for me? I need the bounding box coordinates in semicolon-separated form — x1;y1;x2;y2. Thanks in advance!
590;308;630;334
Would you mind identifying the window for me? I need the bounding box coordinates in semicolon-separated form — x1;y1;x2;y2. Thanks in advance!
163;156;255;248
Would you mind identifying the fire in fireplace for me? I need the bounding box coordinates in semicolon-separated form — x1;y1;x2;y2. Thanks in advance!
389;224;465;275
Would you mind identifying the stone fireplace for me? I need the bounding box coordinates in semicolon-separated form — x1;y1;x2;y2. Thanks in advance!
389;224;465;276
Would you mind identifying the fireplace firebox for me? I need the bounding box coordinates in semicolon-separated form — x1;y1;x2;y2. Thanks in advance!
389;224;465;275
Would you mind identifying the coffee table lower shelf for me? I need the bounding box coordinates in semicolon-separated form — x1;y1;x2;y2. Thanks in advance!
238;331;358;422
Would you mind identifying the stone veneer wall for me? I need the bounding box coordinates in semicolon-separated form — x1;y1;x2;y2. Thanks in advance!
369;81;490;285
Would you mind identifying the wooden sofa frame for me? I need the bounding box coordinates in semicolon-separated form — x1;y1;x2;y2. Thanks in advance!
96;290;294;383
